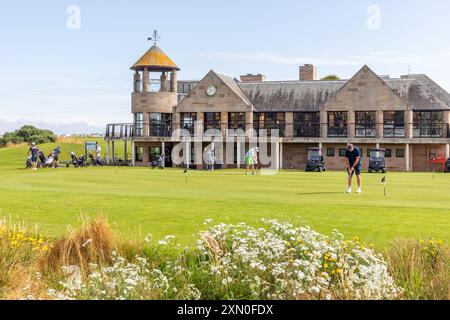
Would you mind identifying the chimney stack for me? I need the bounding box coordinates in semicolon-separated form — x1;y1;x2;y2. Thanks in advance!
299;64;317;81
240;73;266;82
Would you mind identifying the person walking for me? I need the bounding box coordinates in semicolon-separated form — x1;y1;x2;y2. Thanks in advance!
52;146;61;168
28;142;39;171
245;147;259;175
95;142;102;161
205;148;215;171
345;144;362;193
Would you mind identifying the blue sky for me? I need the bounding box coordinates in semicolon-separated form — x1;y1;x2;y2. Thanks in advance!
1;0;450;133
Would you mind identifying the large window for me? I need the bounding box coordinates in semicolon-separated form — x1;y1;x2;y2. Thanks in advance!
355;111;376;137
135;147;144;161
413;111;444;138
253;112;285;137
228;112;246;131
149;113;172;137
149;146;161;162
181;113;197;135
135;113;144;137
384;111;405;137
204;112;221;131
328;112;347;137
293;112;320;137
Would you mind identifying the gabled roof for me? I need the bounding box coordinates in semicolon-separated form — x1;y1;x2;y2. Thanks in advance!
214;71;253;107
385;75;450;110
131;45;180;71
178;67;450;111
238;80;345;112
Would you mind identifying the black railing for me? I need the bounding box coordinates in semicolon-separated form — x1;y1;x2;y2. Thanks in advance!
149;122;172;137
294;123;320;137
328;126;348;138
413;123;447;138
106;123;134;139
253;125;286;137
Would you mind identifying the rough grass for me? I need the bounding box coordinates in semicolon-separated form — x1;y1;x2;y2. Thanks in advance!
385;239;449;300
41;216;114;274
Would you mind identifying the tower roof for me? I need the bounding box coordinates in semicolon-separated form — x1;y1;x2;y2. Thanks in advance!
130;45;180;71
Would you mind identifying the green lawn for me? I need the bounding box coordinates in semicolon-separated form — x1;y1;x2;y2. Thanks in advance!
0;140;449;248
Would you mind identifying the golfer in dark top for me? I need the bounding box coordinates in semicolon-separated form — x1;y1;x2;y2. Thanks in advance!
345;144;362;193
28;142;39;171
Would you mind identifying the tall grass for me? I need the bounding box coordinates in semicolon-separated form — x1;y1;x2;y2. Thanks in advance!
385;239;449;300
41;216;114;274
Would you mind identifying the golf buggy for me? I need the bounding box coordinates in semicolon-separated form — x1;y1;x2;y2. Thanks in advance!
305;147;326;172
445;157;450;173
368;148;386;173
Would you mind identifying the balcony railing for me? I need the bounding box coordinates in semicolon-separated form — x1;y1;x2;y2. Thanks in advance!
328;126;348;138
106;123;134;139
149;122;172;137
413;123;448;138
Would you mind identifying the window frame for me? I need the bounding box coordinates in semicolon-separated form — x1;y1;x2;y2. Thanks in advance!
355;111;376;138
180;112;197;135
327;112;348;138
293;112;321;137
228;112;246;131
383;111;405;138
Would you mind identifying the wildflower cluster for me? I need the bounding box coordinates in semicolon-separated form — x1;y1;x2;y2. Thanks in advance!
195;220;401;300
48;220;402;300
419;239;445;266
0;225;50;254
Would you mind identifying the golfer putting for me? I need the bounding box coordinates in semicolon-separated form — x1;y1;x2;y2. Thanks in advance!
345;144;362;193
245;147;259;175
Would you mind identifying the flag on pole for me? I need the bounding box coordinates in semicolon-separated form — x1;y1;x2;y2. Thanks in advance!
381;176;387;196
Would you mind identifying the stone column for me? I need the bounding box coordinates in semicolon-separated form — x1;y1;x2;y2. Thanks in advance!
134;71;141;92
319;142;323;155
160;72;168;92
143;145;149;164
320;111;328;138
446;144;450;159
221;112;228;139
348;111;355;140
285;112;294;138
246;111;254;134
170;71;178;93
197;112;204;137
280;142;283;169
106;141;110;164
131;141;136;166
405;143;410;172
143;112;150;137
111;141;115;164
376;110;384;138
142;67;149;92
405;110;413;139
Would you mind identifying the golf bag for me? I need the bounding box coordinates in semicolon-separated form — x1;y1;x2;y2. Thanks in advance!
70;152;87;168
25;156;32;169
89;152;103;167
150;155;164;169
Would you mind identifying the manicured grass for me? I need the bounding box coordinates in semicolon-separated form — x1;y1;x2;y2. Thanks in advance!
0;140;449;248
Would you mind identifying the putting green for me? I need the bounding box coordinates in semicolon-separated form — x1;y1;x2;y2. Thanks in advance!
0;141;449;248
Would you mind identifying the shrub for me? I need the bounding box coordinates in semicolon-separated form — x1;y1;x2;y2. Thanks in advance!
0;125;56;147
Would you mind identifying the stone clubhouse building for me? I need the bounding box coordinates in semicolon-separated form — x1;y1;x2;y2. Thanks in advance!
105;43;450;172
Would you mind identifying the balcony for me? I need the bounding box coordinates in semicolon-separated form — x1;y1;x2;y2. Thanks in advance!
105;122;171;139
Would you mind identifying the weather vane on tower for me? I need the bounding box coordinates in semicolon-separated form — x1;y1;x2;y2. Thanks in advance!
148;30;161;45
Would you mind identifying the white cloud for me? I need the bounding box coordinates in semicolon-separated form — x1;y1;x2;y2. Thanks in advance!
197;50;450;68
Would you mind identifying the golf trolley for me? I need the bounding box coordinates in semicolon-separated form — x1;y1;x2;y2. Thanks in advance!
368;148;386;173
305;147;326;172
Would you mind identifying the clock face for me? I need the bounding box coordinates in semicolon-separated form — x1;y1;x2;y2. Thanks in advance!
206;85;217;97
